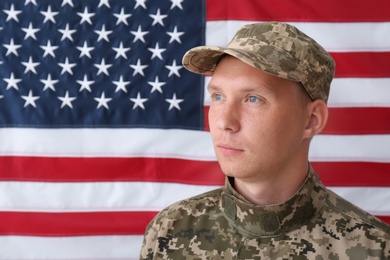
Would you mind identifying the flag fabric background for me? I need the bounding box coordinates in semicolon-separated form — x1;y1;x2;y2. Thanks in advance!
0;0;389;259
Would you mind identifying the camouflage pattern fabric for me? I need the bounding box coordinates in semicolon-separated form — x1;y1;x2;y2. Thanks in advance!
182;22;335;102
140;165;390;259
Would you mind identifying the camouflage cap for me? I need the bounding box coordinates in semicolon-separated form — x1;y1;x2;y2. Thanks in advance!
182;22;335;102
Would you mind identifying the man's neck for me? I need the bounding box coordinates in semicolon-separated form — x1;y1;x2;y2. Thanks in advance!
232;163;309;205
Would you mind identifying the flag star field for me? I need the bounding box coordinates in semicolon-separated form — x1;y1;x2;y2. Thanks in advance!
0;0;205;129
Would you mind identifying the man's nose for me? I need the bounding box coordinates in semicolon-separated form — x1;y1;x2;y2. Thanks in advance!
215;101;240;132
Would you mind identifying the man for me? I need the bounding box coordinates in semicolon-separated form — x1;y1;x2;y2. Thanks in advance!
140;22;390;259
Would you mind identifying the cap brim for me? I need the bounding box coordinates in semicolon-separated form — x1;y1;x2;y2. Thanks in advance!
183;46;270;75
182;46;301;84
182;46;228;75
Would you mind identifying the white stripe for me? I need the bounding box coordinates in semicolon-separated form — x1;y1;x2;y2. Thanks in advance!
310;135;390;162
0;182;389;215
329;187;390;216
206;21;390;51
0;182;219;212
328;78;390;107
204;77;390;108
0;128;216;160
1;129;390;163
0;235;142;260
204;76;211;105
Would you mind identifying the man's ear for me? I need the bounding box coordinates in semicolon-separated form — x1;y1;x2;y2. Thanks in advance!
303;99;328;139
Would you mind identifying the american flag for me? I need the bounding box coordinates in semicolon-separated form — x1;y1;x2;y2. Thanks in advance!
0;0;389;259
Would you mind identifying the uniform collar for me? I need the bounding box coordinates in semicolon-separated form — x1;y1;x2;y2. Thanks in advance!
221;165;327;237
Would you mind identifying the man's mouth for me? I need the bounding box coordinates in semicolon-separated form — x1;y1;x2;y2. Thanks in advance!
217;144;244;155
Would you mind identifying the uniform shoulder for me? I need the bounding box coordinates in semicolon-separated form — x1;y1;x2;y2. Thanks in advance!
140;188;226;259
151;187;223;223
324;188;390;234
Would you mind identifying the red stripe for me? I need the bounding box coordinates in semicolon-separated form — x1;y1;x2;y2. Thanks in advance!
0;210;389;236
0;156;225;185
206;0;390;22
0;211;158;236
204;106;210;131
312;162;390;187
204;107;390;135
324;108;390;135
331;52;390;78
377;216;390;224
2;159;390;187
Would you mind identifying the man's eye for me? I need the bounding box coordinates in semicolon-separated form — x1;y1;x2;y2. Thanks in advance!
248;96;260;103
214;94;223;101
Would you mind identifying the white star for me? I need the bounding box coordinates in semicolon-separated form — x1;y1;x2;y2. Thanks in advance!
167;26;184;44
77;7;95;25
166;93;184;111
114;7;131;25
61;0;74;7
149;9;168;26
25;0;38;5
58;57;76;75
77;75;95;92
165;60;183;77
21;90;40;108
148;42;166;60
134;0;147;9
130;92;148;110
130;59;148;76
22;22;40;40
22;56;40;74
94;92;112;109
113;76;130;93
94;58;112;76
112;42;130;59
170;0;184;10
4;73;22;90
4;4;22;22
58;23;76;41
98;0;111;8
94;25;113;42
58;91;76;109
147;76;166;94
40;74;59;91
3;39;22;56
130;25;148;43
41;6;59;24
76;41;95;58
40;40;58;57
0;95;3;100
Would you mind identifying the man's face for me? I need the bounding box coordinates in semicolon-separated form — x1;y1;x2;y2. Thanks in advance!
207;56;311;182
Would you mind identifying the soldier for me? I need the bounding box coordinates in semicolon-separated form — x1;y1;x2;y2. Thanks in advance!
140;22;390;259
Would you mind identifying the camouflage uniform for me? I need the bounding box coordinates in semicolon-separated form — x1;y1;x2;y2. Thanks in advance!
140;165;390;259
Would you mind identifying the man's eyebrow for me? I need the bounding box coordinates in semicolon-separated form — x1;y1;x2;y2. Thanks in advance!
207;83;269;94
206;83;220;92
